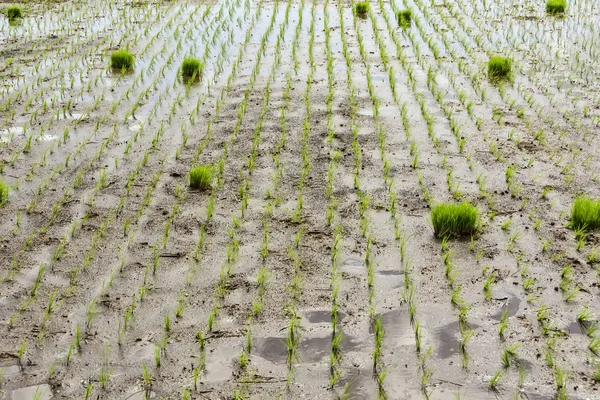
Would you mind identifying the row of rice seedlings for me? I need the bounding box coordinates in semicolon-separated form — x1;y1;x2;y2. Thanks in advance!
343;2;392;397
360;6;436;397
290;0;305;75
228;4;292;397
322;4;347;394
275;0;315;393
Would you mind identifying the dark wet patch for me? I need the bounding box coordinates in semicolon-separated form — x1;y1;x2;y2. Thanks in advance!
565;320;597;335
491;295;521;321
436;321;480;359
254;330;363;364
371;309;414;346
304;309;346;324
376;269;402;276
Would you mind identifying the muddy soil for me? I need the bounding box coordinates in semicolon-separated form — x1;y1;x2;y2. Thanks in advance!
1;0;600;399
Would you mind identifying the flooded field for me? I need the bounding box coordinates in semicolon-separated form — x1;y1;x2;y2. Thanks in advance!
1;0;600;398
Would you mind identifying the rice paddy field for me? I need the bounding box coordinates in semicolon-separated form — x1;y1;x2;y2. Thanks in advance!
1;0;600;398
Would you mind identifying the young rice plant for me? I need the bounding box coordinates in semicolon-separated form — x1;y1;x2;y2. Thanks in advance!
431;202;479;238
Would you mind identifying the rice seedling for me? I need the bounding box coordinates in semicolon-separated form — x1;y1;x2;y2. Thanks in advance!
0;180;9;206
431;202;479;238
488;369;502;391
488;56;512;80
354;1;369;16
6;6;22;20
546;0;566;14
181;57;203;81
189;164;213;190
569;195;600;231
110;50;134;70
397;9;412;27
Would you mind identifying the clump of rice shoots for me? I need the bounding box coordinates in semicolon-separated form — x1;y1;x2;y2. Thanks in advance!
546;0;566;14
6;6;22;20
397;9;412;27
181;57;203;81
569;195;600;231
488;56;512;79
354;1;369;15
0;180;9;206
110;50;134;70
189;165;213;190
431;202;479;238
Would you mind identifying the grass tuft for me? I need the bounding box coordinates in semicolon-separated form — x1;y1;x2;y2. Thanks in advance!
6;6;22;20
0;180;8;206
397;9;412;27
189;165;213;190
569;195;600;231
181;57;203;80
488;56;512;79
431;202;479;238
354;1;369;15
546;0;566;14
110;50;134;70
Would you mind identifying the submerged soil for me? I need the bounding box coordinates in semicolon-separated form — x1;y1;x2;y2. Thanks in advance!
1;0;600;399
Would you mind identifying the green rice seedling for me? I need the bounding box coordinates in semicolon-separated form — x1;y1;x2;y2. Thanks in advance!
589;337;600;356
189;164;213;190
577;306;593;324
154;345;161;367
591;363;600;383
569;195;600;230
488;57;512;80
110;50;134;70
6;6;21;20
141;365;152;392
354;1;369;15
546;0;566;14
164;313;171;333
0;180;9;206
489;369;502;391
397;9;412;27
181;57;203;80
431;202;479;238
85;382;93;399
501;348;511;368
499;308;509;338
